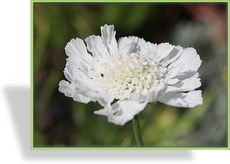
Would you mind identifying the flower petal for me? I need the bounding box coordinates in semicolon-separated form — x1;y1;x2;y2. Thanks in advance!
64;38;97;84
160;46;182;66
155;43;175;61
85;35;110;61
144;42;158;56
65;38;93;65
100;24;118;56
159;90;203;108
168;47;202;73
97;95;114;109
118;36;145;55
58;80;91;103
130;93;146;103
147;81;167;102
94;99;147;125
173;70;197;81
64;59;98;91
166;73;201;92
74;81;98;100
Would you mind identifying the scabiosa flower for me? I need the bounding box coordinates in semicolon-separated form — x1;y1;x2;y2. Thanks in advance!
59;24;203;126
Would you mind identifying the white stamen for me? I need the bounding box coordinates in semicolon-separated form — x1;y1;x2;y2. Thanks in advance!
96;53;167;99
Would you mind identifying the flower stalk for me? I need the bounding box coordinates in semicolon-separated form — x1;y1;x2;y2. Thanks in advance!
132;115;143;147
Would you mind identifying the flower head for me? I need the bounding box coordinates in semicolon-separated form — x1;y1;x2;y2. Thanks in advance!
59;24;203;125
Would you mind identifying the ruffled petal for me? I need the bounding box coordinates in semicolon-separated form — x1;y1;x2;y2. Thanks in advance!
64;60;87;82
118;36;145;55
173;71;197;81
73;80;99;101
155;43;175;61
100;24;118;56
144;42;158;56
168;47;202;74
94;99;147;125
130;93;147;103
65;38;93;65
147;81;167;102
97;96;114;109
64;38;97;84
58;80;91;103
160;46;182;66
64;58;99;92
166;73;201;92
85;35;110;62
159;90;203;108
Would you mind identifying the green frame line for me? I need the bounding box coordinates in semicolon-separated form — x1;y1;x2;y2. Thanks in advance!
31;0;229;3
228;0;230;150
30;0;34;150
32;147;229;150
30;0;230;150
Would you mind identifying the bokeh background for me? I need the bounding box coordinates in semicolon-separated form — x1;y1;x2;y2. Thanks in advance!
33;3;227;147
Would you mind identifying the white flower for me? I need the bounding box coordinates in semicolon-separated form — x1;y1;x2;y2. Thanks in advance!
59;24;203;125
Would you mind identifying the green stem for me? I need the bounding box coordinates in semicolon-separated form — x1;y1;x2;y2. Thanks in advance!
132;115;144;147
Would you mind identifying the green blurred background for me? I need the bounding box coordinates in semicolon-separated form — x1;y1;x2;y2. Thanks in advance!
33;3;227;147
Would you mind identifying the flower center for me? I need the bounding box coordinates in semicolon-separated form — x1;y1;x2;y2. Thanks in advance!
96;53;166;99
